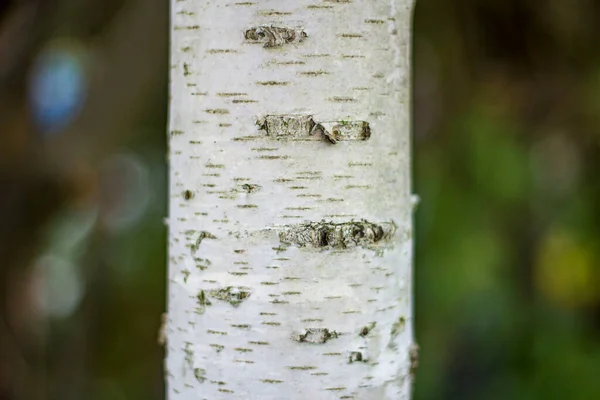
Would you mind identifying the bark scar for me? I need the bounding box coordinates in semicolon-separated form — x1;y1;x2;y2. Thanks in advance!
311;120;371;144
257;115;370;144
208;286;251;307
245;25;307;48
279;220;396;249
292;328;339;344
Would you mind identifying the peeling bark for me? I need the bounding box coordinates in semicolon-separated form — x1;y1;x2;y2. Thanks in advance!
168;0;415;399
256;114;371;144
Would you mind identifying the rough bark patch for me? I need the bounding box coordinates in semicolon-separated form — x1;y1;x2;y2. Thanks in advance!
207;286;251;307
291;328;339;344
245;25;307;48
279;220;395;249
257;114;316;139
311;120;371;143
257;115;370;144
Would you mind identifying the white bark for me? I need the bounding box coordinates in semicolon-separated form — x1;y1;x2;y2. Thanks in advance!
167;1;416;399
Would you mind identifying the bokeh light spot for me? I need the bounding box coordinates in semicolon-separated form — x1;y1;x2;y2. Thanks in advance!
536;232;599;308
28;38;89;135
34;254;84;319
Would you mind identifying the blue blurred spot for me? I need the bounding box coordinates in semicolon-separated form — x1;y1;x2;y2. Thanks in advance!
29;41;88;135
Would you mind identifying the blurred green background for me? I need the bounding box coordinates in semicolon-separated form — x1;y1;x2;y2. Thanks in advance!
1;0;600;399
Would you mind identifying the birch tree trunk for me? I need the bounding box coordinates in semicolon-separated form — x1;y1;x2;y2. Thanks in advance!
167;1;416;399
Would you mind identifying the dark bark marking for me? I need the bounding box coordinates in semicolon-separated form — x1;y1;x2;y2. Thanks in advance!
231;325;251;329
302;53;330;58
257;155;289;160
232;135;262;141
208;286;251;307
298;70;330;76
186;230;217;253
251;147;279;152
174;25;200;31
256;81;289;86
329;96;356;103
292;328;339;344
206;163;225;168
272;60;306;66
257;11;292;16
232;99;257;104
210;344;224;352
240;183;261;193
217;92;248;97
390;316;406;339
349;351;365;363
359;322;376;337
207;330;228;335
206;49;237;54
205;108;229;114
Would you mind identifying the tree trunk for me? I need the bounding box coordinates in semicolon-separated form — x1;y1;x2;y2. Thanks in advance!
167;1;415;399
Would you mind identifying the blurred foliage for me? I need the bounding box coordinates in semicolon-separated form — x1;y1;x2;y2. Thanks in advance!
414;1;600;399
2;0;600;399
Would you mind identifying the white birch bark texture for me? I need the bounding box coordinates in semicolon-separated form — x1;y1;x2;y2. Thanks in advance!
167;1;416;399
